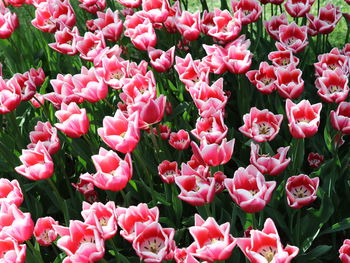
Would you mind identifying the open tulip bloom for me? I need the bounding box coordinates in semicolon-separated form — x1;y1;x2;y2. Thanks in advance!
2;0;350;262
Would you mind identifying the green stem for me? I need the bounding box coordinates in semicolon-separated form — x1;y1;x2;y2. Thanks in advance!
108;239;120;263
295;209;301;246
47;178;69;225
26;240;45;263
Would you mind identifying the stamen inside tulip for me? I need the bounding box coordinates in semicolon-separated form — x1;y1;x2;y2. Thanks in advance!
260;77;273;85
99;217;108;226
328;85;342;93
119;132;126;138
280;58;290;66
66;40;72;45
249;189;258;195
111;72;122;79
40;230;51;243
258;122;272;135
141;237;165;254
243;10;252;16
80;236;95;245
296;118;310;123
328;63;338;70
258;246;277;262
163;170;176;177
291;186;311;198
286;37;297;45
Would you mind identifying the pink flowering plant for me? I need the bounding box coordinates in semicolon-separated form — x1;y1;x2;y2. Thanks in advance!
0;0;349;262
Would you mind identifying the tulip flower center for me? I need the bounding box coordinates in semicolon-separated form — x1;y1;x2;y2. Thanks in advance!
258;246;277;262
258;122;272;135
280;58;290;66
207;236;224;244
99;217;108;226
286;37;297;45
328;85;342;93
243;9;252;16
328;63;338;70
111;72;123;80
40;230;51;243
163;170;176;177
119;132;126;138
141;237;165;254
66;40;72;45
296;118;310;123
80;236;95;245
261;77;273;85
291;185;311;198
249;189;258;195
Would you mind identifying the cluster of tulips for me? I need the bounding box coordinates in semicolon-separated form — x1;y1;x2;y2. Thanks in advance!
0;0;350;261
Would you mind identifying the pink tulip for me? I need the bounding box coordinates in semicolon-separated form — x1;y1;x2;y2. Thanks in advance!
72;176;95;195
202;44;228;74
250;143;290;176
34;217;59;246
307;4;342;36
116;0;141;8
330;102;350;135
316;68;349;103
54;220;105;262
307;152;324;168
127;95;166;129
176;11;201;41
55;102;90;138
148;46;175;73
314;48;349;77
285;99;322;138
237;218;299;262
31;0;76;33
277;22;308;53
264;13;288;40
132;222;175;263
98;110;140;153
169;130;191;150
120;71;156;105
191;138;235;167
0;179;23;207
224;165;276;213
142;0;170;24
49;27;80;56
275;64;304;99
190;79;227;118
0;202;34;243
45;73;84;108
239;107;283;142
175;163;215;206
28;121;60;155
76;32;106;62
15;141;54;181
0;6;18;39
246;62;277;94
116;203;159;242
340;239;350;263
268;49;300;67
232;0;262;25
285;0;315;17
96;57;127;90
174;54;210;89
158;160;179;184
78;0;106;14
191;111;228;144
152;124;171;140
80;148;132;192
81;201;117;240
286;174;319;209
124;12;157;51
188;214;236;262
0;76;21;114
206;8;242;41
174;247;200;263
222;36;253;74
0;237;26;262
